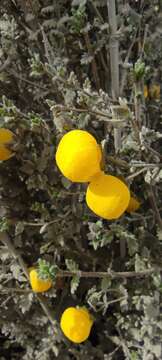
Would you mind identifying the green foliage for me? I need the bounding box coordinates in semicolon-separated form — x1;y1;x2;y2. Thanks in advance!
0;217;10;232
87;221;139;255
88;220;114;250
134;59;146;81
65;259;80;294
70;5;87;33
29;113;43;128
37;259;59;281
65;258;79;272
29;53;45;78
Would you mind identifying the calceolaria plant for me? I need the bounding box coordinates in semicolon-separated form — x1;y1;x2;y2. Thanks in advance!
0;1;162;359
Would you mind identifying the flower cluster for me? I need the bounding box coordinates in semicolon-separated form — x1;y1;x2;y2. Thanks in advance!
55;129;139;220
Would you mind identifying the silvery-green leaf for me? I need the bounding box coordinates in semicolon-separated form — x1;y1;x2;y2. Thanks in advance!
70;275;80;294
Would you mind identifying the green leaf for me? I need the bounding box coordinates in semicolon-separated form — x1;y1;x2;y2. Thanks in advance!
0;217;10;232
126;233;139;256
101;277;111;292
135;254;147;272
38;259;59;281
65;259;79;272
70;275;80;294
134;59;146;80
130;350;138;360
15;222;25;236
70;4;87;33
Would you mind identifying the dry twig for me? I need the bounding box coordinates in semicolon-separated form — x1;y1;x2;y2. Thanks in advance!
107;0;121;152
107;0;126;258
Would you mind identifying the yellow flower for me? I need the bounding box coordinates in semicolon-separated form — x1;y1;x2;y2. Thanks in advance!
60;307;93;343
29;268;52;293
126;196;140;213
86;172;130;220
144;84;160;100
0;128;15;161
149;84;160;100
55;130;102;182
144;85;149;99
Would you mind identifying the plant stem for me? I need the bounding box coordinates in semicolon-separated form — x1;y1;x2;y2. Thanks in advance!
107;0;119;99
120;31;138;94
107;0;125;258
107;0;121;152
23;219;58;227
58;268;155;279
9;70;46;90
134;81;142;129
90;0;104;23
84;32;100;91
0;287;32;294
107;155;129;169
53;104;112;120
146;184;162;229
126;167;148;181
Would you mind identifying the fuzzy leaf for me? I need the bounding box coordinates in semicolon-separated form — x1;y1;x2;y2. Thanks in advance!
70;275;80;294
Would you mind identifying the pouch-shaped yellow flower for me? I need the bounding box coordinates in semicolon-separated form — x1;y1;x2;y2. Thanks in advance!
60;307;93;343
29;268;52;293
86;172;130;220
0;128;15;161
55;130;102;182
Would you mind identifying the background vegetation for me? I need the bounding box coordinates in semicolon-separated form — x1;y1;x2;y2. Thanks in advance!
0;0;162;359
